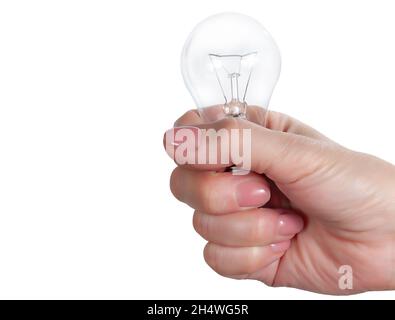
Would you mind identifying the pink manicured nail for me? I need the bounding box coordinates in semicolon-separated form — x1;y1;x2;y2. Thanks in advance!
236;180;268;207
270;240;291;253
278;213;304;236
164;126;201;147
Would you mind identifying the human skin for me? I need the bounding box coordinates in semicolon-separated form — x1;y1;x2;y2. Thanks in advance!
164;106;395;295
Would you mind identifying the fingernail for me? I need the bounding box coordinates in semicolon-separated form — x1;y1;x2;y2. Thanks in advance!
270;240;291;253
277;213;304;236
236;180;268;207
164;126;201;147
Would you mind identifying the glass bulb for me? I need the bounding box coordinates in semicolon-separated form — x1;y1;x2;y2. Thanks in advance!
181;12;281;123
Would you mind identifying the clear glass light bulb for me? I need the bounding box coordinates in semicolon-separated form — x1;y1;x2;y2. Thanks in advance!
181;12;281;123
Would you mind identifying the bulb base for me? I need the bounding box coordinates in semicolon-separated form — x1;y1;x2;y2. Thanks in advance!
223;100;247;118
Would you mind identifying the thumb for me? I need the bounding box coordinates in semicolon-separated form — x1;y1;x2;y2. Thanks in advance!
164;117;338;185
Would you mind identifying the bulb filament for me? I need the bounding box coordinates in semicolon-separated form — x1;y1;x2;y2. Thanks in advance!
209;52;257;118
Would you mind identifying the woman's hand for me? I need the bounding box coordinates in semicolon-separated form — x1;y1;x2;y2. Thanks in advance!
164;106;395;294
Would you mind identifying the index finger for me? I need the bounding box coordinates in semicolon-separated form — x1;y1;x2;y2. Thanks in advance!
174;105;329;141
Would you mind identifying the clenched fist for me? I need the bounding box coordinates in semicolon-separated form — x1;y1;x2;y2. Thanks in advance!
164;106;395;295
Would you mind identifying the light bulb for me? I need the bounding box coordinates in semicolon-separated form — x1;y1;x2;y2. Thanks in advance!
181;12;281;123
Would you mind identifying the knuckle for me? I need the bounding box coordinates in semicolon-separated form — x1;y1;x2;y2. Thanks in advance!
243;247;261;274
174;109;199;127
203;190;217;214
247;212;267;245
169;167;182;201
193;211;211;239
217;117;241;131
267;134;301;173
204;243;221;273
199;178;220;214
266;110;293;131
279;134;300;158
192;211;201;233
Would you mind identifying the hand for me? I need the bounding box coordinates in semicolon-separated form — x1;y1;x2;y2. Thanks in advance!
164;106;395;295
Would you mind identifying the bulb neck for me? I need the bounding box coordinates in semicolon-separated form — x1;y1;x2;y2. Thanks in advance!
223;100;247;118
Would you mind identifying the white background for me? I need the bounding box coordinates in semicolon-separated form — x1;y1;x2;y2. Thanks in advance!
0;0;394;299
